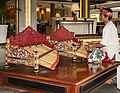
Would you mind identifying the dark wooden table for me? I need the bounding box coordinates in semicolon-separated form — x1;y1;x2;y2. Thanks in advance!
0;56;119;93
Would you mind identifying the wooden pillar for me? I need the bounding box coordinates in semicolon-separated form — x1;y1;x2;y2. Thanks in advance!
79;0;90;18
85;0;90;18
50;3;55;17
80;0;82;18
15;0;19;34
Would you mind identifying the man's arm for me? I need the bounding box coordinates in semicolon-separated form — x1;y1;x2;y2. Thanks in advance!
88;42;105;48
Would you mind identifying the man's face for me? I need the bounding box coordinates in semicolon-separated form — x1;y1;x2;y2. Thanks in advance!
100;13;105;22
100;13;108;23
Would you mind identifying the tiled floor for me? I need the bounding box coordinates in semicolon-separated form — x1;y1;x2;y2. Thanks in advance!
0;86;31;93
90;83;120;93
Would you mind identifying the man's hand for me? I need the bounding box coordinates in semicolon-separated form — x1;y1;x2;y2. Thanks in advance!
88;43;95;48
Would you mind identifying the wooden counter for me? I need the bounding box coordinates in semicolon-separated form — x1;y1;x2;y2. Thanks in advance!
0;56;119;93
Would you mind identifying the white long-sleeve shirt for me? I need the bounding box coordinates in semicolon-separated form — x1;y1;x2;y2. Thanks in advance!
100;21;119;59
